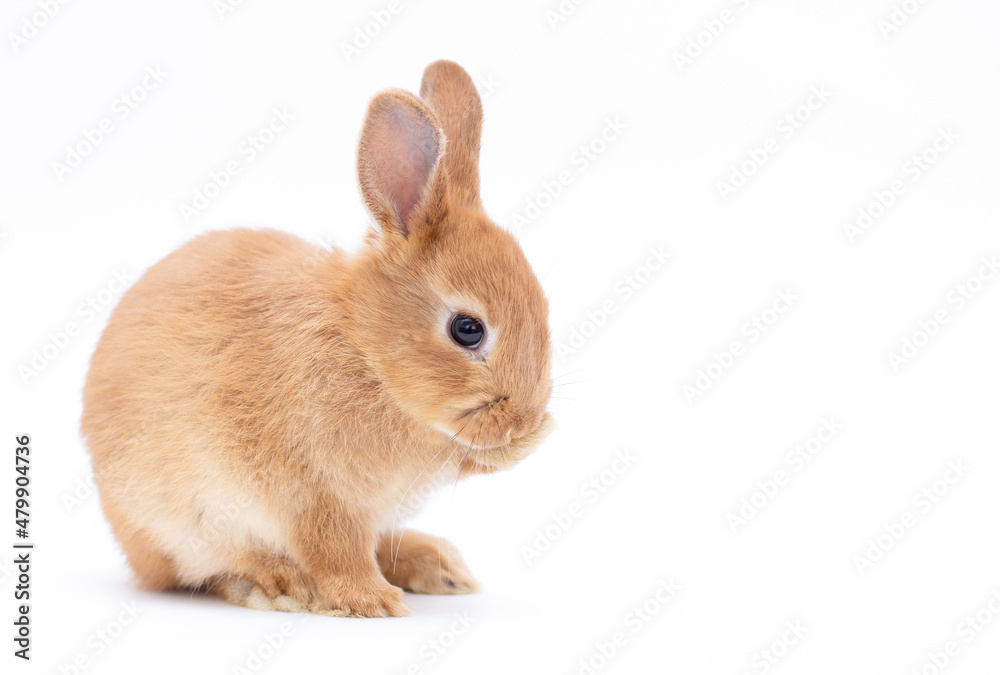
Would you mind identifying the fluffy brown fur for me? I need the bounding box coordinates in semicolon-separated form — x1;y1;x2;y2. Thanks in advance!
81;60;553;617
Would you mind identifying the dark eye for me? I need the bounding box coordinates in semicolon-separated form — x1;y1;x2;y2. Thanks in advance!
450;314;484;349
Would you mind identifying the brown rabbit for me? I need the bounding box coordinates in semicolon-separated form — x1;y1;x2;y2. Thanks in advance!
81;60;553;617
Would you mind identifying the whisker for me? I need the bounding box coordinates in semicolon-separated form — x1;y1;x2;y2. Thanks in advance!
389;419;471;573
440;420;484;578
552;366;594;380
395;429;469;570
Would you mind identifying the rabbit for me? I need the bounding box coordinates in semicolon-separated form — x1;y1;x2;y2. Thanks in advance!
81;60;553;617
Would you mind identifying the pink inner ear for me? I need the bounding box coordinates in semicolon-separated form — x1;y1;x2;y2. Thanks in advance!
378;107;439;229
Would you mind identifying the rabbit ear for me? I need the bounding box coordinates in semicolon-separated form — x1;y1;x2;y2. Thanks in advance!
357;90;446;238
420;60;483;210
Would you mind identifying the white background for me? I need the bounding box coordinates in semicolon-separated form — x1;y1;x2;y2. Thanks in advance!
2;1;1000;673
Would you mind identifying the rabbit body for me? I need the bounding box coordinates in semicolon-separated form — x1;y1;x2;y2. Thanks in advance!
82;61;553;617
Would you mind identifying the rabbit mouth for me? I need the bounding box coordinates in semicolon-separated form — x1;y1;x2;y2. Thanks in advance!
455;412;554;471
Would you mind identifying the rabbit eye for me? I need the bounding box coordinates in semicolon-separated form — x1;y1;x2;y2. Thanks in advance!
450;314;484;349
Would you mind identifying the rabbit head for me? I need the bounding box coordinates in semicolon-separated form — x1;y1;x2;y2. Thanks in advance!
344;61;552;461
